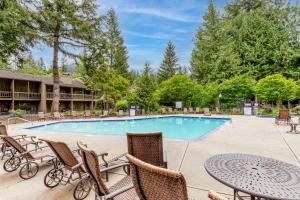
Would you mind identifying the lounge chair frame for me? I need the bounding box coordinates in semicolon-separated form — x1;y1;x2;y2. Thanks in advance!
77;141;136;200
41;139;94;200
1;135;56;180
0;124;36;160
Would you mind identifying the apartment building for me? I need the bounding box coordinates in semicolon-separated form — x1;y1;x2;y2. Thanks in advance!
0;70;98;114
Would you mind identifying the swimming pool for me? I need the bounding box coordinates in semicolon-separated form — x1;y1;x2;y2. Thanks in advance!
28;116;230;140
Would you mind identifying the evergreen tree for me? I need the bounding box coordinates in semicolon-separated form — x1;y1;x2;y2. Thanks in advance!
0;0;35;66
191;0;227;84
23;0;100;112
104;9;129;77
129;62;158;111
158;41;179;82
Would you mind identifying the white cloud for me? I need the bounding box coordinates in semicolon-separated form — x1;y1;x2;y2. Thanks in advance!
124;30;173;40
120;7;198;22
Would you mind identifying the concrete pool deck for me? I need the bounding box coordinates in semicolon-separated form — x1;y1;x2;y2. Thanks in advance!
1;114;300;199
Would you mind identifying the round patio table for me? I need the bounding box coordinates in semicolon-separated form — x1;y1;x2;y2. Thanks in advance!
204;153;300;200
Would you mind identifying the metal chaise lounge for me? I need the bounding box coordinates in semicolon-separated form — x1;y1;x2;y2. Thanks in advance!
127;154;188;200
183;107;188;114
43;139;125;198
1;135;56;179
0;124;37;159
41;139;93;200
275;109;291;125
77;141;137;200
204;107;212;116
84;110;91;118
127;132;167;168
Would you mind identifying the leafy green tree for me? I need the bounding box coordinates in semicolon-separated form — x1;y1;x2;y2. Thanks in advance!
158;41;179;82
225;0;266;17
24;0;100;112
155;74;206;107
104;9;129;77
255;74;299;106
87;64;130;110
129;62;158;111
0;0;35;66
218;76;256;106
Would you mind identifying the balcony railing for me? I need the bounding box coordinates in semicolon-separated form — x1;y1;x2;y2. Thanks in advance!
0;91;12;98
14;92;41;100
46;93;94;100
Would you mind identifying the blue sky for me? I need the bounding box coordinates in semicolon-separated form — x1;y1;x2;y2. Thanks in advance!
32;0;227;71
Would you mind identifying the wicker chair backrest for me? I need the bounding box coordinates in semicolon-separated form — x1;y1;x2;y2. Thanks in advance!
127;154;188;200
0;124;8;136
279;109;290;119
1;136;34;159
77;142;109;196
42;139;83;171
127;132;164;167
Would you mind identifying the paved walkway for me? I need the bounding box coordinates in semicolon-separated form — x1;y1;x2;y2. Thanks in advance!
1;115;300;199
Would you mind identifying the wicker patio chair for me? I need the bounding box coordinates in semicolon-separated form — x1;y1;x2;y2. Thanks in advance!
208;191;228;200
0;124;37;159
188;107;194;113
275;109;291;124
71;111;80;119
1;135;56;179
204;108;211;116
127;132;167;168
38;112;46;121
41;139;94;200
161;108;166;114
84;110;91;118
195;107;200;113
127;154;188;200
183;108;188;114
167;107;173;114
51;112;64;120
77;141;137;200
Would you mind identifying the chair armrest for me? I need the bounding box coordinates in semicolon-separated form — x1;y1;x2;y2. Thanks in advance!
105;185;134;199
71;162;83;170
100;162;129;173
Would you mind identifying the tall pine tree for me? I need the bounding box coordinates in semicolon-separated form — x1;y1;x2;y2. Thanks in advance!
192;0;243;84
104;9;129;78
23;0;100;112
158;41;179;82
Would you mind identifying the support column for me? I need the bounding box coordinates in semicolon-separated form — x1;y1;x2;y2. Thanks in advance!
70;87;74;112
10;80;14;110
27;81;30;99
39;82;46;113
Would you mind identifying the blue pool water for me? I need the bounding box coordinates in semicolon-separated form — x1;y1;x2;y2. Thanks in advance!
28;116;230;140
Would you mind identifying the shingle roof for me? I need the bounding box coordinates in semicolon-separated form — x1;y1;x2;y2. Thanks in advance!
0;70;86;88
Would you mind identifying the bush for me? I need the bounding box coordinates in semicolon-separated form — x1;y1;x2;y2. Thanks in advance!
9;109;26;117
255;74;298;105
115;101;128;111
292;105;300;115
218;76;256;106
155;74;207;107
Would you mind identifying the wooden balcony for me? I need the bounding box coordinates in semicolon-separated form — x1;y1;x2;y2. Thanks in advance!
46;93;95;101
14;92;41;100
0;91;12;99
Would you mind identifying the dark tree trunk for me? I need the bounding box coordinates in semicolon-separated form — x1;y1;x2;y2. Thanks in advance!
52;35;60;112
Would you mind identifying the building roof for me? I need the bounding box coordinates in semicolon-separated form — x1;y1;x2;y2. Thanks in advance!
0;70;86;89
